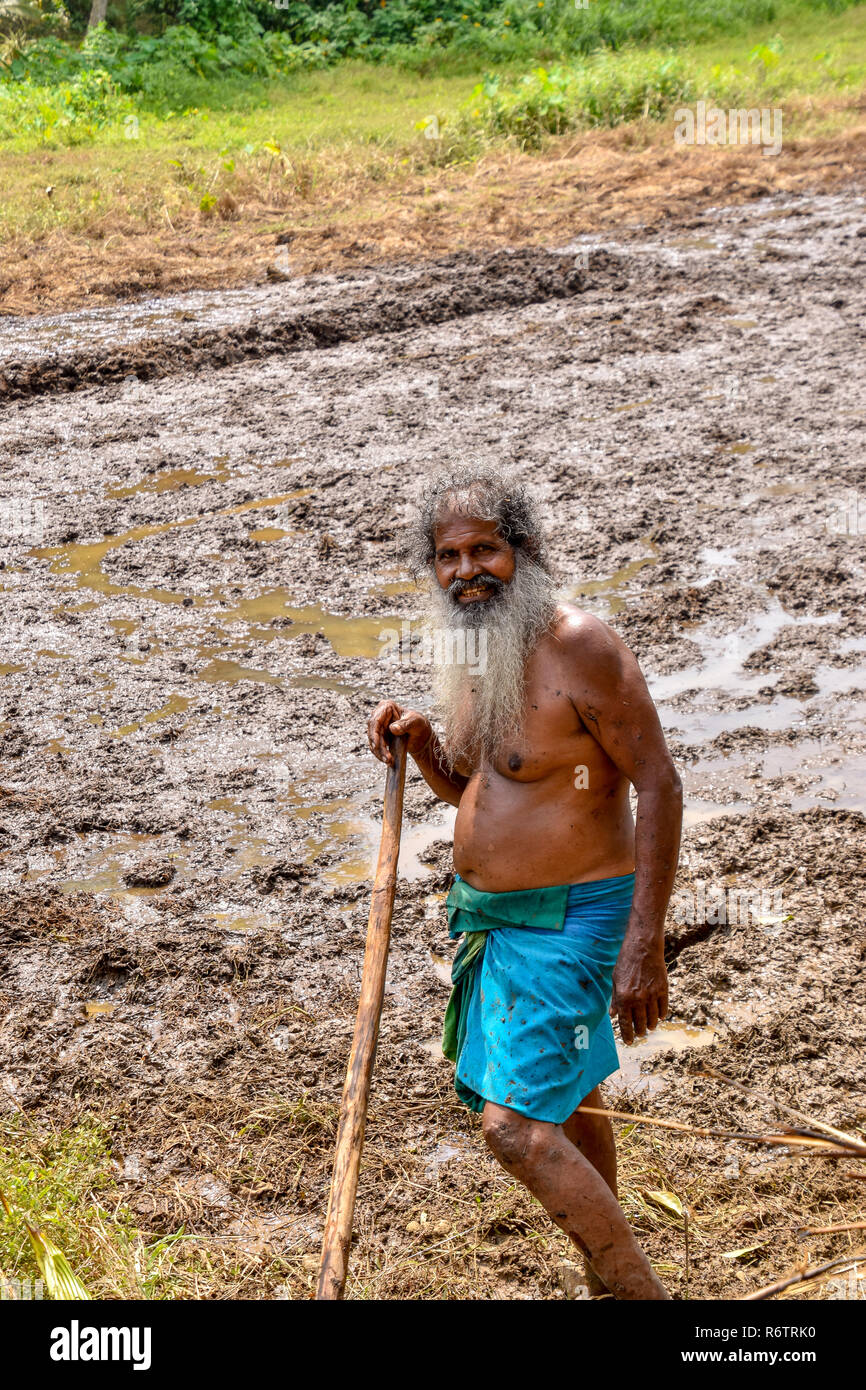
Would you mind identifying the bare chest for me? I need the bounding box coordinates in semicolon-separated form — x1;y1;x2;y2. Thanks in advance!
488;665;608;783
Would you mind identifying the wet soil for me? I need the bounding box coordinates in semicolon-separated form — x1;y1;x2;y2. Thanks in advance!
1;188;864;1300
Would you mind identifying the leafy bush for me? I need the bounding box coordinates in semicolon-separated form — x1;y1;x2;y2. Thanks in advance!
465;66;574;147
162;0;858;59
462;47;698;145
10;0;862;76
0;61;134;139
3;20;329;98
570;48;696;125
0;0;861;141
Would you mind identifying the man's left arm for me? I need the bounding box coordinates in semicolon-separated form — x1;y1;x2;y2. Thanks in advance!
567;615;683;1044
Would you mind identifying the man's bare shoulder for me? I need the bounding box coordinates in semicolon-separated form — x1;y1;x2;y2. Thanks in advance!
545;604;645;698
549;602;633;663
547;604;652;708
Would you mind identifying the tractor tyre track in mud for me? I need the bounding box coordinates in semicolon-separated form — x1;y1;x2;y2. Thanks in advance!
0;249;626;404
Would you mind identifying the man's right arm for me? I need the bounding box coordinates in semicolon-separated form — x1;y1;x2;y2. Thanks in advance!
367;701;467;807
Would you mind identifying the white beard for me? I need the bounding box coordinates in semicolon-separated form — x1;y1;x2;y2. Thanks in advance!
426;552;556;774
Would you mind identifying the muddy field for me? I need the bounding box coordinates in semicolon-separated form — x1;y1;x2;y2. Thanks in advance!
1;188;865;1300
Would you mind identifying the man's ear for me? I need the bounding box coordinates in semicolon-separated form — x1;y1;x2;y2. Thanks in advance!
522;537;537;559
518;535;547;568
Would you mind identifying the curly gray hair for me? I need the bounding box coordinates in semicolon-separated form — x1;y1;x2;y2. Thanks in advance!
405;463;550;577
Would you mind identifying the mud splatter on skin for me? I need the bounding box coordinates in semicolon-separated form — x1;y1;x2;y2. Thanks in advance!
0;191;864;1299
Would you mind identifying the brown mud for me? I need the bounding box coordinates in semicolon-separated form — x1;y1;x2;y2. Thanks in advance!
0;187;864;1299
0;248;608;403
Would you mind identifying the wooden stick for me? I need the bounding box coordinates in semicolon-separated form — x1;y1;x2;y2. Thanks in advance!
798;1222;866;1236
577;1105;865;1155
316;735;407;1301
700;1066;860;1147
742;1252;866;1302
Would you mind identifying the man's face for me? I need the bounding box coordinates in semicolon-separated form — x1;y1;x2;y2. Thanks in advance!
432;513;516;609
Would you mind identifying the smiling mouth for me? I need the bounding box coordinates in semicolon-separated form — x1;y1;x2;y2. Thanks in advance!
458;583;495;600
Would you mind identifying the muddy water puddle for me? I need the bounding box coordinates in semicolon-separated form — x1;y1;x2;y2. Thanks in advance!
198;658;283;687
612;1021;718;1095
107;693;193;738
691;739;866;814
371;577;417;598
648;600;866;746
683;796;752;827
669;236;720;252
31;490;310;604
133;757;457;892
762;743;866;810
215;591;390;661
308;806;457;887
424;1139;472;1179
34;832;188;900
287;673;381;698
249;527;291;543
209;905;276;934
697;545;739;575
430;949;452;988
664;683;866;745
650;600;838;705
105;462;233;501
33;503;402;681
563;540;659;616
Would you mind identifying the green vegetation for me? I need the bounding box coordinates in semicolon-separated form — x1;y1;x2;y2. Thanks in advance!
462;22;866;147
461;51;699;145
0;0;863;146
0;1113;164;1299
0;1;862;248
0;1111;300;1300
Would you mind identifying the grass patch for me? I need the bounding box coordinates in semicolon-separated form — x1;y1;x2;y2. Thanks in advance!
1;5;865;244
458;9;866;147
0;2;863;313
0;1106;329;1300
0;1112;181;1299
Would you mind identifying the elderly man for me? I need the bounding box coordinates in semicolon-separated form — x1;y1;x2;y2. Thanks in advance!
367;466;682;1300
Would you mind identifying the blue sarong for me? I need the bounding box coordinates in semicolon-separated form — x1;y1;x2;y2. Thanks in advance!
442;872;635;1124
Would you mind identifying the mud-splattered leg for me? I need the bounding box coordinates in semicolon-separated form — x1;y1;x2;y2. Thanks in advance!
482;1099;669;1300
562;1086;617;1296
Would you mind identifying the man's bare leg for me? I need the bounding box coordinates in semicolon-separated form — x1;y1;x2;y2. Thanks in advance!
562;1086;618;1296
482;1099;669;1300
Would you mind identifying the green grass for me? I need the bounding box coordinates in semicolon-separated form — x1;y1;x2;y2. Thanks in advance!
0;1111;305;1300
1;0;864;148
0;4;862;255
0;60;488;149
1;3;863;152
0;1113;181;1299
460;13;866;146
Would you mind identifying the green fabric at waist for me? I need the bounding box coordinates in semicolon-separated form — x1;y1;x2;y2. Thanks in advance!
446;877;569;938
